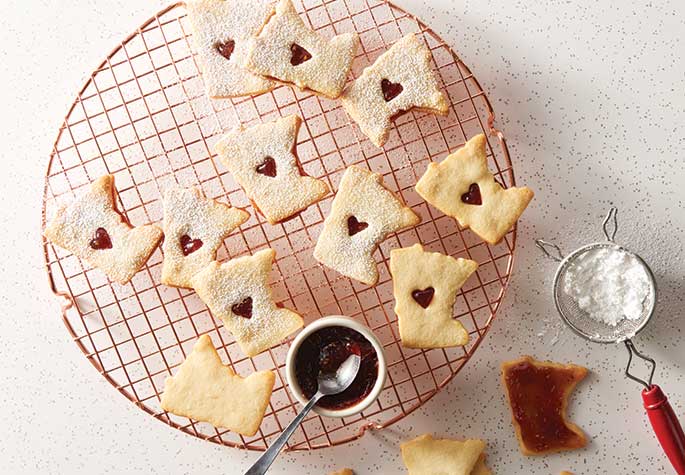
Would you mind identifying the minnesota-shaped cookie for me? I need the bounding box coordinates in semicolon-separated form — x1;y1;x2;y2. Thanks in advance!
245;0;359;98
215;115;329;224
44;175;162;285
161;186;249;288
313;165;420;285
501;356;588;455
390;244;477;348
341;33;448;147
191;248;303;356
401;434;489;475
160;334;275;435
416;134;534;244
185;0;276;97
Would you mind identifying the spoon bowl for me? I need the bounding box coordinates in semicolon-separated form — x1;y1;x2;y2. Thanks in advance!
317;352;361;396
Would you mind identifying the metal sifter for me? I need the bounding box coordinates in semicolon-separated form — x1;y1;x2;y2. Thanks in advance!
537;207;685;474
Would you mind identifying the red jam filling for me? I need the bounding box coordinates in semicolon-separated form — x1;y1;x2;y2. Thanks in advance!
381;78;403;102
179;234;203;256
256;156;277;177
461;183;482;205
215;39;236;60
503;360;586;453
89;227;112;250
294;326;378;410
411;287;434;308
231;297;253;319
290;43;312;66
347;215;368;236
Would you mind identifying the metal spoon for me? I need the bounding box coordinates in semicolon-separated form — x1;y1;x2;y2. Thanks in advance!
244;353;361;475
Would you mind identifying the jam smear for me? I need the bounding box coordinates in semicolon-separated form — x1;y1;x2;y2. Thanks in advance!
290;43;312;66
381;79;403;102
89;227;112;250
461;183;482;205
347;215;368;236
231;297;253;319
295;326;378;410
503;357;587;454
256;156;277;177
180;234;203;256
411;287;434;308
215;39;236;60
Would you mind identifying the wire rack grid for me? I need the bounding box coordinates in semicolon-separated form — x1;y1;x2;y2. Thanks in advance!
42;0;518;451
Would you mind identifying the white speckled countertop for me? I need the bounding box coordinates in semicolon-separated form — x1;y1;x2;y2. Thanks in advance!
1;0;684;473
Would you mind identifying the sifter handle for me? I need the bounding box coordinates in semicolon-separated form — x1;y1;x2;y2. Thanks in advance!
642;384;685;474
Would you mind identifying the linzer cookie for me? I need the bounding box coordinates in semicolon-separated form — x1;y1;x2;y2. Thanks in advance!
44;175;162;285
161;186;249;288
390;243;477;349
313;165;420;285
185;0;276;98
191;248;303;357
341;33;448;147
245;0;359;98
416;134;534;244
160;334;275;435
400;434;489;475
215;115;329;224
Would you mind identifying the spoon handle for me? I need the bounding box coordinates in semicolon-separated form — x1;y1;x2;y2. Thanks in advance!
244;392;323;475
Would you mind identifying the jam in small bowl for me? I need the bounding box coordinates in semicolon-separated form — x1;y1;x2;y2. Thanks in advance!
285;316;387;418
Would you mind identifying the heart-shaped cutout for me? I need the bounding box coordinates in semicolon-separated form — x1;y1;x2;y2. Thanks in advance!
180;234;203;256
290;43;312;66
256;156;277;177
89;227;112;250
347;215;369;236
381;78;403;102
461;183;482;206
215;39;235;60
411;287;434;308
231;297;253;319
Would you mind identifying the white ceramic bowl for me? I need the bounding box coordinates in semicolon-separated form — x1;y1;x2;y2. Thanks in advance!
285;316;387;418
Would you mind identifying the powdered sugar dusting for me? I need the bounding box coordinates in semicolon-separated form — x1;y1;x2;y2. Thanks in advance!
340;33;448;147
190;248;303;356
245;0;358;98
43;175;162;284
562;247;652;327
214;115;329;224
161;186;249;288
313;165;420;285
185;0;275;97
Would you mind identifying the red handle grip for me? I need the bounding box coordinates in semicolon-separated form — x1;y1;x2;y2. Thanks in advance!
642;385;685;474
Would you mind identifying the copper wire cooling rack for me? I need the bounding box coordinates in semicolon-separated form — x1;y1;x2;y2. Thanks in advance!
42;0;518;451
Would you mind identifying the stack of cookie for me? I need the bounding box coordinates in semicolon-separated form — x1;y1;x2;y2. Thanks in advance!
188;0;447;146
44;0;534;439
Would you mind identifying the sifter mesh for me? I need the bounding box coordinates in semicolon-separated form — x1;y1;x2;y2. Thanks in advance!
553;243;657;344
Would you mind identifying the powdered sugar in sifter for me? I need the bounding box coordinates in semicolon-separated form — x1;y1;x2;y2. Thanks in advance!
537;207;685;474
